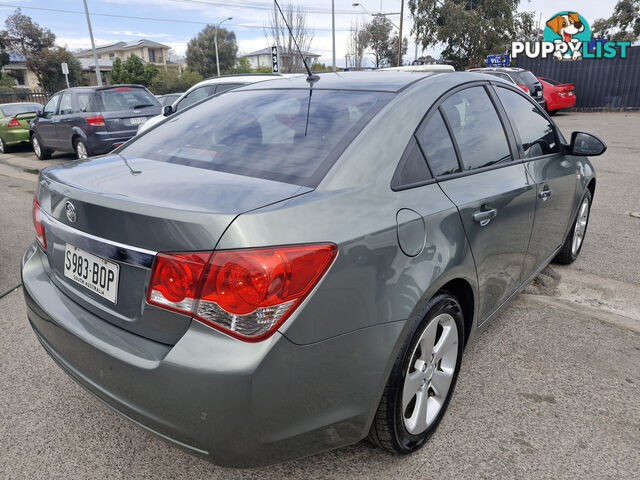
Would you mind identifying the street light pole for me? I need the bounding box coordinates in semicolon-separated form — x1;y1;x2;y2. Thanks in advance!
397;0;404;66
82;0;102;86
332;0;336;71
214;17;232;77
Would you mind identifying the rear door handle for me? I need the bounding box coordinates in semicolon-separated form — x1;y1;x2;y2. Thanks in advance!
538;186;553;201
473;207;498;227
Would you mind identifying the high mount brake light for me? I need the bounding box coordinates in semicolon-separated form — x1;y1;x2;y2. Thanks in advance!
147;244;337;341
32;196;46;250
85;115;105;126
8;118;21;128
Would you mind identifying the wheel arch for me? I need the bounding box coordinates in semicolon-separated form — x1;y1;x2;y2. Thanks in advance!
438;278;474;347
587;177;596;201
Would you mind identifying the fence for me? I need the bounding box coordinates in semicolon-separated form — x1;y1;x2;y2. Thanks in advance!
0;90;53;106
514;46;640;110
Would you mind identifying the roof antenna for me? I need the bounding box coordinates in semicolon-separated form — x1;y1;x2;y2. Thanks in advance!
273;0;319;84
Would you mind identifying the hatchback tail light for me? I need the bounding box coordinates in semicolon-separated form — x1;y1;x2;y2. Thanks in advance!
32;196;46;250
518;85;530;94
8;118;21;128
147;244;337;341
85;115;105;126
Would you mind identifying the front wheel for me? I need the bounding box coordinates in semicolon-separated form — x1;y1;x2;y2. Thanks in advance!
553;190;592;264
31;134;51;160
368;292;465;453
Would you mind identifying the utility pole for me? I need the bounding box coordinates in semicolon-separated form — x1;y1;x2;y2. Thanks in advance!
82;0;102;86
397;0;404;66
332;0;336;71
214;17;232;77
273;1;281;72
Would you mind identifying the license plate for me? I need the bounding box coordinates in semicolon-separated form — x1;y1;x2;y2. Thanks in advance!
568;91;574;96
536;90;542;97
130;117;147;125
64;244;119;303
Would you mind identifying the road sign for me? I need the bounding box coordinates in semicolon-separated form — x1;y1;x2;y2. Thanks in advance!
61;62;69;75
271;46;279;73
487;54;510;67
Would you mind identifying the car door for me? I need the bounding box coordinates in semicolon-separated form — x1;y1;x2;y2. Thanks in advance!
418;84;536;323
54;92;74;152
493;85;577;277
36;93;61;148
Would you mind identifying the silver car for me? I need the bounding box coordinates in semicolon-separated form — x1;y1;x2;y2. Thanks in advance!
22;71;605;467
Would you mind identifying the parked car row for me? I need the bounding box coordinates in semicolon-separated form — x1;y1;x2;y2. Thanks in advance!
23;69;604;467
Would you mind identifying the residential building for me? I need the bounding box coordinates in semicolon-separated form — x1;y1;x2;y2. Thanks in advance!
1;52;40;89
242;47;320;71
74;39;182;72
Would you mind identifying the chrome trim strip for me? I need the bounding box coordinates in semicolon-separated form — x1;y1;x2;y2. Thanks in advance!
41;210;157;268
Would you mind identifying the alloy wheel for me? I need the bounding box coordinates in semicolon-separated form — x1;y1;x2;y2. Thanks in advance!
33;137;41;157
402;313;459;435
571;197;590;256
76;142;88;159
0;138;5;153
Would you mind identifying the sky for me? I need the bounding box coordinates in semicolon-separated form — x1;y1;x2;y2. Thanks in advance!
0;0;621;68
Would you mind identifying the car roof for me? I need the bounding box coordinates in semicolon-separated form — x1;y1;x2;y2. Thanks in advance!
238;71;445;93
469;67;526;72
0;101;43;106
194;74;300;87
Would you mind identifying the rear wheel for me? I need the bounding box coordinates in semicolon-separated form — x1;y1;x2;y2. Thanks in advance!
75;138;91;159
0;137;8;154
31;134;51;160
553;190;592;264
368;292;464;453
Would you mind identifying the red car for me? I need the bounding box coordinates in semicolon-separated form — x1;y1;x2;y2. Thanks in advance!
537;77;576;114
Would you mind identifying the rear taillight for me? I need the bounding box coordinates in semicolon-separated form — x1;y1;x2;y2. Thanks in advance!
8;118;21;128
85;115;105;126
518;85;530;94
32;196;46;250
147;243;337;341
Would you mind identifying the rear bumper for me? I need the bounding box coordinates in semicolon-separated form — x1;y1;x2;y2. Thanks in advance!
87;130;136;155
2;127;30;145
21;243;401;467
547;94;576;111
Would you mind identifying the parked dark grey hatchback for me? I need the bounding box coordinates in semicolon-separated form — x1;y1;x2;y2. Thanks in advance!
22;72;606;467
29;84;161;160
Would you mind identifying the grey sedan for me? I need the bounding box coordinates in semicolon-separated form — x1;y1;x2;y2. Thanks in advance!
22;71;605;467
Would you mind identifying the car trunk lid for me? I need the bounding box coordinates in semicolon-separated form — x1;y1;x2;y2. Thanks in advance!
37;155;311;344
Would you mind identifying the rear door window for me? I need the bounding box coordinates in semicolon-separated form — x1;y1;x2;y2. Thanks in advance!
120;89;391;187
391;137;432;190
98;88;159;111
416;111;460;176
77;92;93;112
59;93;73;115
496;87;559;158
440;86;512;170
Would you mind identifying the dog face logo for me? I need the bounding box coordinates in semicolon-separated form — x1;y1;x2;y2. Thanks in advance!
546;12;584;43
544;11;591;60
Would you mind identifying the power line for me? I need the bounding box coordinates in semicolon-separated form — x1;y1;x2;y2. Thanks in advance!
0;4;359;31
165;0;361;15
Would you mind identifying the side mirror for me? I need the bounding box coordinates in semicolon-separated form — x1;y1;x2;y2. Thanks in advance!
162;105;173;117
36;109;43;117
569;131;607;156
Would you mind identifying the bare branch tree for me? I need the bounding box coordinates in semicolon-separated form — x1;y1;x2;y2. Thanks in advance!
346;17;370;68
264;2;314;73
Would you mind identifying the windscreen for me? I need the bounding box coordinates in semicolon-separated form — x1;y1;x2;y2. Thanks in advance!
1;103;42;116
120;89;391;186
99;88;159;111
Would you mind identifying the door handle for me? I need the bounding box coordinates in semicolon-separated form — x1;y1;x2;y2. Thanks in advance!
538;186;553;201
473;207;498;227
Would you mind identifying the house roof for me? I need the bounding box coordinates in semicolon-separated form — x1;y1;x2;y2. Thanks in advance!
78;57;114;71
243;47;320;58
7;51;26;63
74;39;169;57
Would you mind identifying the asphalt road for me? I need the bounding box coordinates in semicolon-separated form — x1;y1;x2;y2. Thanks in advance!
0;112;639;479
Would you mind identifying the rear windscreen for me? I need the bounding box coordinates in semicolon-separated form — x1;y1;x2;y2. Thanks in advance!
1;103;42;116
540;77;562;86
99;88;159;111
120;89;392;187
516;71;538;84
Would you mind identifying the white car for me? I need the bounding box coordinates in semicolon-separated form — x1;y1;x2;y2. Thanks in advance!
137;74;295;135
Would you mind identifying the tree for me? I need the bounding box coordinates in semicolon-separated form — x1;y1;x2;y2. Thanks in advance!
592;0;640;42
225;56;252;75
109;55;158;86
409;0;534;69
385;34;409;66
264;1;314;73
186;25;238;77
346;18;370;68
1;9;82;90
150;68;203;95
365;17;402;68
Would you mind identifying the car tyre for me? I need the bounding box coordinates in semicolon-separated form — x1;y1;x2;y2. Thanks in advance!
368;291;465;453
0;137;8;154
553;190;592;265
75;138;91;159
31;134;51;160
